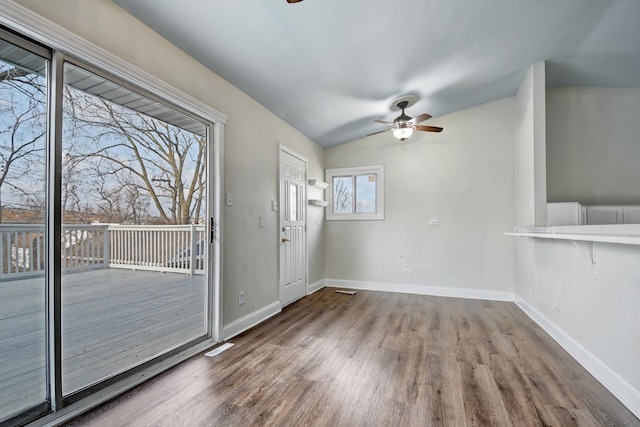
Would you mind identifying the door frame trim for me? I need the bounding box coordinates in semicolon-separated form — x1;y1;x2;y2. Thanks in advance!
278;144;309;306
210;122;224;343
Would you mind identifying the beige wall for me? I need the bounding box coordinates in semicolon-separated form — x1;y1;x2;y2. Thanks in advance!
15;0;325;325
546;86;640;205
324;97;516;292
514;62;547;228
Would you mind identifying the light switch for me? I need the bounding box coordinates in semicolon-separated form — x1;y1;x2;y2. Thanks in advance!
271;200;278;211
226;193;233;207
260;216;266;228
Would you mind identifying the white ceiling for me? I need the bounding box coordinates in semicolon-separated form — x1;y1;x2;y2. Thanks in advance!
112;0;640;147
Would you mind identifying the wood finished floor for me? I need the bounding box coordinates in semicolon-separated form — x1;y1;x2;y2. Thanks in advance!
63;288;639;427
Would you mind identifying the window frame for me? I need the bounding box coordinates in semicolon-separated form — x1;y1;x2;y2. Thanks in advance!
325;165;384;221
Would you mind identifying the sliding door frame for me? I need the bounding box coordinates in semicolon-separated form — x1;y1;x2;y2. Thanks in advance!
0;24;53;427
47;49;64;412
56;53;222;408
0;3;226;424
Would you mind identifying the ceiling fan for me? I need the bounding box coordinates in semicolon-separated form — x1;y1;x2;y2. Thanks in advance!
287;0;303;3
368;99;443;142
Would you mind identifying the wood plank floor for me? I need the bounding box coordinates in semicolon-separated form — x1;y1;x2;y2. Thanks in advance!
0;269;205;419
63;288;639;427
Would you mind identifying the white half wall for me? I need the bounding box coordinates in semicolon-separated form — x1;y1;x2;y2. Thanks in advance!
325;97;516;293
546;86;640;205
516;239;640;418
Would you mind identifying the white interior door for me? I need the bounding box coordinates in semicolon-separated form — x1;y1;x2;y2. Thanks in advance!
279;147;307;307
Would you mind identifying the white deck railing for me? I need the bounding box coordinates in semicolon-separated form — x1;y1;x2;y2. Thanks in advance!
109;224;206;275
0;223;206;279
62;224;109;273
0;224;46;279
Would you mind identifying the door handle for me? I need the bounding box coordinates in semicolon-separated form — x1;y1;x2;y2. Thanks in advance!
210;217;215;243
282;238;290;243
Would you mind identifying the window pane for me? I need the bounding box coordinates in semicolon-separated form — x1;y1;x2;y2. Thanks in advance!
61;63;208;395
0;41;48;420
355;174;377;213
326;166;383;221
332;176;353;214
289;182;298;222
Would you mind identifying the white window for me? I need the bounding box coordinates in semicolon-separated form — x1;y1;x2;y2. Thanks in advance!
325;165;384;220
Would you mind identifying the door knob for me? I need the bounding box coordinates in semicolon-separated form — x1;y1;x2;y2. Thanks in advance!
282;238;290;243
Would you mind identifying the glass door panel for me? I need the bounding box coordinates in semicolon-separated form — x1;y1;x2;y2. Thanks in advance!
61;63;208;395
0;38;49;422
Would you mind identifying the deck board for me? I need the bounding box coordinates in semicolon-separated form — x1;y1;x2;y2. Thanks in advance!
0;268;205;419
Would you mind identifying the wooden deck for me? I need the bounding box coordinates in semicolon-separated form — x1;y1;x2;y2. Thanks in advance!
0;269;205;419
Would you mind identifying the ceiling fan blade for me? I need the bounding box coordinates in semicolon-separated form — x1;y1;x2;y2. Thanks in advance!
373;119;394;125
366;128;392;137
287;0;303;3
408;113;432;125
415;125;443;133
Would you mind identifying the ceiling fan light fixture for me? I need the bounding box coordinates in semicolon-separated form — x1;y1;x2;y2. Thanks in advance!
392;126;413;141
367;94;442;141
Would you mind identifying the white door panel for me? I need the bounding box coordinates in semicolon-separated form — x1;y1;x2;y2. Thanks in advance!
280;148;307;306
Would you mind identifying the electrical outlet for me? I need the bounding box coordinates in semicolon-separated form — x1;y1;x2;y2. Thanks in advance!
239;291;245;305
430;219;439;226
554;296;561;312
403;267;413;274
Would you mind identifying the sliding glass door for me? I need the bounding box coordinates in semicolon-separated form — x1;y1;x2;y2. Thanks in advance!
0;32;50;423
0;25;218;425
60;62;209;396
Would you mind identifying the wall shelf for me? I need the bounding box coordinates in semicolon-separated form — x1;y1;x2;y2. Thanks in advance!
308;179;329;189
308;199;329;207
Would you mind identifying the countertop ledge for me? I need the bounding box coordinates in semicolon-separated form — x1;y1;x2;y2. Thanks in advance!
505;224;640;246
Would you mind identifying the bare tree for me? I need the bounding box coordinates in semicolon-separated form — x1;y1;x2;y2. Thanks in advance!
92;167;151;224
0;64;206;225
0;65;47;222
64;89;206;225
333;178;353;213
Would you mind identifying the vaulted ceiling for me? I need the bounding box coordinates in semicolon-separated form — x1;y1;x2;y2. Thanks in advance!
112;0;640;147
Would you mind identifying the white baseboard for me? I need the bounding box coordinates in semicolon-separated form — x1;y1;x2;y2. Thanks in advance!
222;301;281;341
325;278;514;302
515;296;640;420
307;279;326;295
